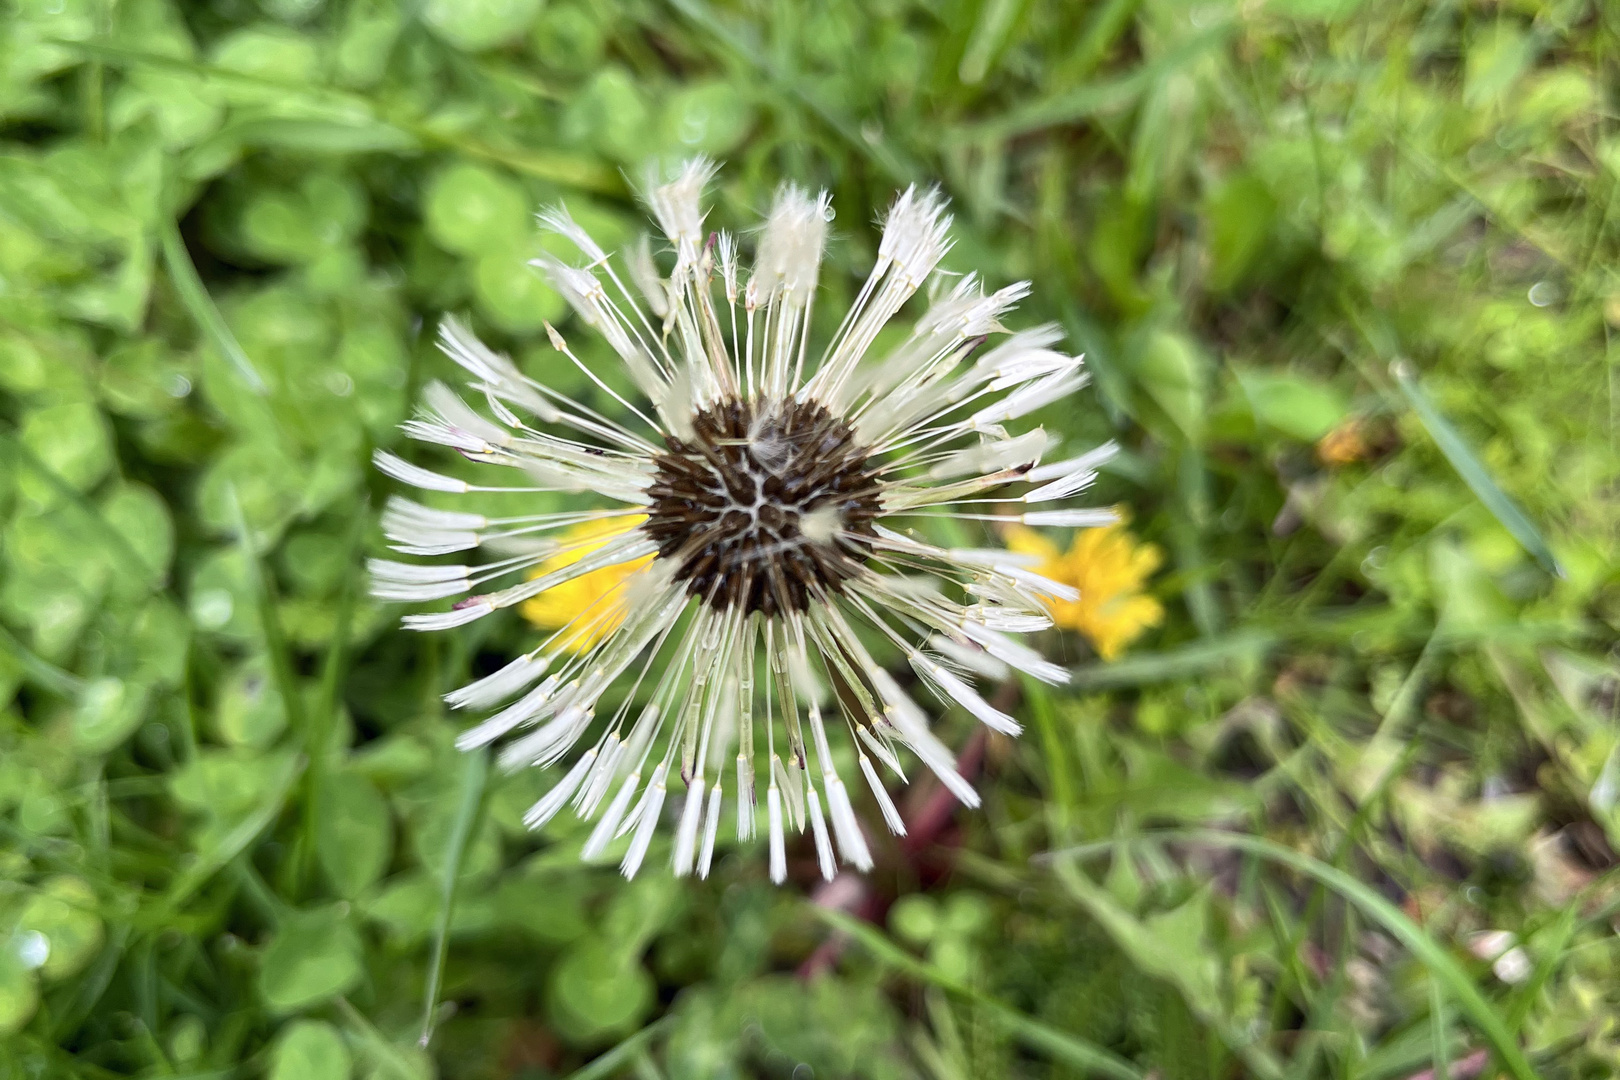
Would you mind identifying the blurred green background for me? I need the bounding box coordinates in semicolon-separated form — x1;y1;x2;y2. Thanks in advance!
2;0;1618;1077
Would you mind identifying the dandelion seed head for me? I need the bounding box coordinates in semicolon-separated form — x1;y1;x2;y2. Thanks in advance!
373;159;1116;883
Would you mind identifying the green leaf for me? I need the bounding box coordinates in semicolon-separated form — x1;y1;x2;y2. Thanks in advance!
659;82;754;156
270;1019;352;1080
0;947;39;1037
18;401;113;496
1205;172;1277;291
1057;872;1223;1020
424;162;531;257
423;0;542;51
164;748;304;908
100;482;174;586
258;905;366;1013
1238;369;1347;442
215;660;287;747
1392;360;1561;576
15;876;103;982
316;773;393;899
71;676;148;754
1135;330;1208;444
474;248;564;334
548;937;658;1046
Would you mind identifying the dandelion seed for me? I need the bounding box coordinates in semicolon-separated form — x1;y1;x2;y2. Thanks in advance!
374;159;1115;882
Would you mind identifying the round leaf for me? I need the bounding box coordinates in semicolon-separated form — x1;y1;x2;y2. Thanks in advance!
547;937;655;1045
423;0;541;52
258;906;365;1013
16;876;103;982
424;163;530;256
270;1019;351;1080
315;774;393;898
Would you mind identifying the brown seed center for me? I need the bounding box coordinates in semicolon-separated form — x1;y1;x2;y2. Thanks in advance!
643;397;883;616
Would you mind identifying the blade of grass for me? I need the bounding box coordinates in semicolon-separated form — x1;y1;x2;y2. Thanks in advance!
418;746;490;1048
159;751;305;910
1069;628;1276;689
227;484;305;737
336;996;429;1080
1023;676;1077;841
559;1018;675;1080
815;906;1147;1080
957;20;1233;141
666;0;920;184
1505;904;1577;1035
1390;360;1561;577
1045;831;1542;1080
159;218;265;394
0;620;85;698
300;497;371;886
1431;977;1453;1080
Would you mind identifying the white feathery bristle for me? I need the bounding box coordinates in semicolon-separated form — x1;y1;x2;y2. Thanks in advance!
671;778;706;877
753;184;830;305
878;184;952;281
859;754;907;836
374;450;468;493
971;366;1089;427
928;635;1011;681
887;705;980;809
716;231;740;303
996;565;1080;602
537;203;607;263
367;560;471;603
824;774;873;870
767;785;786;884
806;786;835;881
626;233;670;317
961;624;1070;685
1026;440;1119;484
698;784;723;879
583;770;640;860
524;748;596;829
770;753;804;831
1021;508;1120;528
1024;467;1100;503
576;735;624;818
497;702;592;771
929;429;1049;480
445;653;549;711
912;654;1021;736
646;157;717;258
620;763;668;879
402;604;490;631
456;675;561;750
736;754;755;841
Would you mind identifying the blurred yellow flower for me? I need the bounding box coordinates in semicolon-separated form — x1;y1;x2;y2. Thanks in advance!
1005;516;1163;661
519;516;652;653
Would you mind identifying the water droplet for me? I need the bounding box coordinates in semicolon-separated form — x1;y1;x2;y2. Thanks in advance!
15;930;49;970
327;371;355;397
164;373;193;398
1527;280;1558;307
193;589;234;630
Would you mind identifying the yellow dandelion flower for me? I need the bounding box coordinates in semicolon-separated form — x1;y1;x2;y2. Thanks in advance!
1006;516;1164;661
520;516;653;653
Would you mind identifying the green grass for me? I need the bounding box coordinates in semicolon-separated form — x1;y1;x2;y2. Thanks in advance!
2;0;1618;1078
